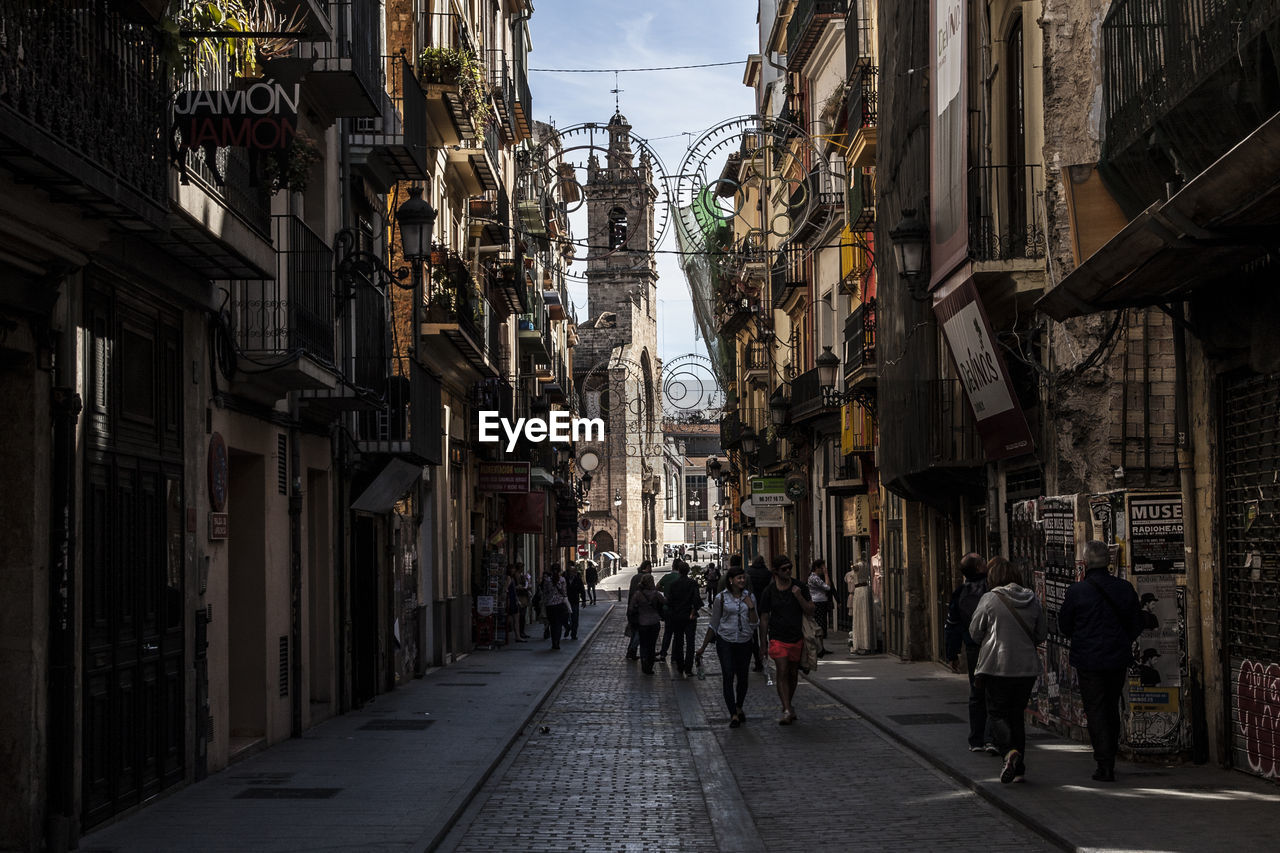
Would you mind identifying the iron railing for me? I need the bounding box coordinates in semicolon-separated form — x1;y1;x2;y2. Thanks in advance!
968;164;1045;262
359;359;442;465
845;0;874;67
771;246;805;307
843;299;876;374
348;276;389;394
790;366;825;417
786;0;847;69
926;379;984;466
513;58;532;135
848;64;878;129
231;215;336;365
1102;0;1280;158
744;342;771;373
720;410;744;448
309;0;381;112
0;0;168;213
847;168;875;231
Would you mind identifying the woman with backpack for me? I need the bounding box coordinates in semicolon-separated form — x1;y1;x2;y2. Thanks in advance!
695;564;759;728
968;556;1048;784
627;573;666;674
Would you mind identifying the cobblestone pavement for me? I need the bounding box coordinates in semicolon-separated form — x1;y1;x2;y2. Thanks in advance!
440;607;1055;853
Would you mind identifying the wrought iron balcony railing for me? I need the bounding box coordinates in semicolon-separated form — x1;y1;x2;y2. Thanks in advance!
843;299;876;377
357;359;442;465
926;379;984;467
231;215;336;366
786;0;847;70
848;64;878;130
771;246;805;307
301;0;382;118
0;0;168;224
513;59;533;138
744;342;771;374
968;164;1045;262
847;168;875;232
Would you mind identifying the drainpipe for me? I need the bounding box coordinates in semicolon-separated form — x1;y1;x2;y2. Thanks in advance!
1172;303;1208;763
46;384;81;853
289;409;303;738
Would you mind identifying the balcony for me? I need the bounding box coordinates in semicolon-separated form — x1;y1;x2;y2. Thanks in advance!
298;278;390;420
789;366;829;424
421;264;499;379
786;0;847;71
512;60;533;140
843;299;876;387
229;215;338;396
846;64;878;169
720;410;744;449
295;0;381;119
743;342;770;383
488;51;519;143
968;165;1046;263
847;167;875;232
1101;0;1280;214
925;379;984;468
470;188;510;249
356;359;443;466
420;20;486;147
720;297;758;336
0;0;168;229
446;122;500;196
349;58;429;191
791;169;842;243
771;247;805;308
487;255;528;315
517;299;551;361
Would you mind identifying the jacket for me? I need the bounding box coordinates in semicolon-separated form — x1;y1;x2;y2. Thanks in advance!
1058;568;1142;670
664;576;701;623
968;584;1047;678
628;590;665;627
944;576;988;660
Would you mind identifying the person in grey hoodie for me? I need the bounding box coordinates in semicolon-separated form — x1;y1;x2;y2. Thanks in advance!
969;556;1048;784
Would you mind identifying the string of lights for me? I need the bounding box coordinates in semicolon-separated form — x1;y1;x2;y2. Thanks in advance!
529;61;744;73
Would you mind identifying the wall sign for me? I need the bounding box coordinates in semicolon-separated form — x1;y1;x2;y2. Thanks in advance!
208;512;229;540
477;461;531;493
1127;492;1185;574
207;432;228;512
175;81;300;151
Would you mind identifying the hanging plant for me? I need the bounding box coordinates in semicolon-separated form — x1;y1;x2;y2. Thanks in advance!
418;46;493;135
261;132;320;193
158;0;304;83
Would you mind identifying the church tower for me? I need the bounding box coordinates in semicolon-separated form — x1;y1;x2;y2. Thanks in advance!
576;112;663;568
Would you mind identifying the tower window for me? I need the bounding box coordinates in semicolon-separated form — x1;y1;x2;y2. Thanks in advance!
608;207;628;249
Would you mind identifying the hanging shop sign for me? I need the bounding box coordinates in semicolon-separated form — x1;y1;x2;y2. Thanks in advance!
555;492;578;547
478;461;531;493
929;0;968;288
174;81;300;151
756;505;784;528
749;476;791;506
935;279;1035;461
1126;492;1185;574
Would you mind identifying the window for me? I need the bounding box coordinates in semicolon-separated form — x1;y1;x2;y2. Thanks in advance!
608;207;628;249
685;475;708;521
1005;14;1027;242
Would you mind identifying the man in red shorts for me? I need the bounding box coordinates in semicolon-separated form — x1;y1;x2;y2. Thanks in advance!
758;554;814;724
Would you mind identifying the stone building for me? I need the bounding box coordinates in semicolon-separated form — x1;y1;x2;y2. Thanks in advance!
575;113;664;568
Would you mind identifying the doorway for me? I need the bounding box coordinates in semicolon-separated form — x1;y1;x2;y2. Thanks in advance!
307;469;333;719
227;452;266;757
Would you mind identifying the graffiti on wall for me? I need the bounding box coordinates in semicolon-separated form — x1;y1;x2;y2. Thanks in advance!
1236;659;1280;778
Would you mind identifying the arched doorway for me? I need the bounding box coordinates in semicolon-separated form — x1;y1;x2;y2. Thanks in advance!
591;529;617;577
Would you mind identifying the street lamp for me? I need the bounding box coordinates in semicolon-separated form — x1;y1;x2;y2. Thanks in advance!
889;208;929;299
740;427;759;457
614;489;622;508
769;386;790;427
397;185;437;263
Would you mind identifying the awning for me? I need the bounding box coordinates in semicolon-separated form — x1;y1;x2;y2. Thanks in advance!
1037;109;1280;321
598;551;620;560
351;458;423;513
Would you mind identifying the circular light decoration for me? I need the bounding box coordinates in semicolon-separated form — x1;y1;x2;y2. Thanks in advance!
515;119;672;287
672;115;838;277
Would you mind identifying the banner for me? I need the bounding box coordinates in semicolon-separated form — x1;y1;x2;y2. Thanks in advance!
503;491;545;534
935;279;1035;460
750;476;791;506
930;0;968;287
174;81;299;151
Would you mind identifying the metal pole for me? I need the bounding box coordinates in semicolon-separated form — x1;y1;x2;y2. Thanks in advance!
1173;304;1208;763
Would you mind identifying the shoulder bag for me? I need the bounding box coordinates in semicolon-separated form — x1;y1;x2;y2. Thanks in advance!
993;591;1039;643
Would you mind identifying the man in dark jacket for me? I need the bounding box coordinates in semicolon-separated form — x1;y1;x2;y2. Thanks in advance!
944;553;992;752
584;562;599;605
746;555;771;671
1059;540;1142;782
664;561;701;677
565;565;586;641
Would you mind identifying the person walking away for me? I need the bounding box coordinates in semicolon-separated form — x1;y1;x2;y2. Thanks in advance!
585;561;599;605
625;561;654;660
696;564;758;727
846;561;873;655
656;560;683;661
704;562;721;608
628;574;666;674
506;565;527;643
944;552;993;752
746;555;772;672
564;564;586;641
541;564;570;650
1058;539;1142;783
665;561;701;677
758;555;814;725
807;559;833;657
514;562;531;639
968;556;1048;783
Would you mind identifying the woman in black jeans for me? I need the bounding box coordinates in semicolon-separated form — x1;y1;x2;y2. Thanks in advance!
627;574;665;674
695;565;759;727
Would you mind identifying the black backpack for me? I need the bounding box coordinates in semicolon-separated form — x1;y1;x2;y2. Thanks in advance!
956;578;986;640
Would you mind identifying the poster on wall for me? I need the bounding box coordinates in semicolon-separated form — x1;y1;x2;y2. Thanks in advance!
1126;574;1186;750
1127;492;1185;574
1031;496;1086;728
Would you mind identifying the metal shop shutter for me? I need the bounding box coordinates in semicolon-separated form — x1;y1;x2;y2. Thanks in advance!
1222;372;1280;780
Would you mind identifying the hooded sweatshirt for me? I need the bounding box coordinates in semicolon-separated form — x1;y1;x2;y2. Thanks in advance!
968;584;1048;678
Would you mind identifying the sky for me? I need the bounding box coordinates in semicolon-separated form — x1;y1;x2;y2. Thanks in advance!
525;1;758;366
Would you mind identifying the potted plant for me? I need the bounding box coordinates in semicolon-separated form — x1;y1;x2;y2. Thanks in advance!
262;132;320;194
417;46;493;134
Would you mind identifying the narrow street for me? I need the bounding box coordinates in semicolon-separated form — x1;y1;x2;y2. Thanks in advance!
441;605;1052;853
